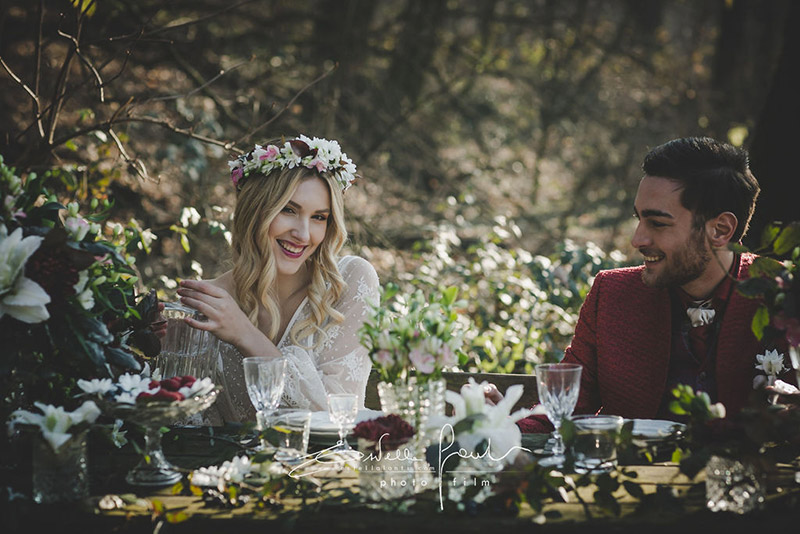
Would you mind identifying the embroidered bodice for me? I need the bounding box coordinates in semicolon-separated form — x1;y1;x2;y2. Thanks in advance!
207;255;379;424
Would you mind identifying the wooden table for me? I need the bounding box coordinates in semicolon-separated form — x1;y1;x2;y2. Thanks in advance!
3;427;799;534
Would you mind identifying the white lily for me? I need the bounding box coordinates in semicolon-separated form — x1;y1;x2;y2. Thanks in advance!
7;400;100;452
441;378;535;464
0;225;51;323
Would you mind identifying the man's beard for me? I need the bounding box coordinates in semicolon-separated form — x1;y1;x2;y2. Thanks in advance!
640;228;711;289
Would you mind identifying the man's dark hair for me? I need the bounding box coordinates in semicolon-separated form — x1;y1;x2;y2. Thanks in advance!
642;137;760;243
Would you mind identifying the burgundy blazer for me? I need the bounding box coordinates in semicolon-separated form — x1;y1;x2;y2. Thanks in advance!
518;253;776;433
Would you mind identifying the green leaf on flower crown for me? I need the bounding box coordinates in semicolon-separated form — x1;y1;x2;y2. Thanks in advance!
751;304;769;341
773;222;800;256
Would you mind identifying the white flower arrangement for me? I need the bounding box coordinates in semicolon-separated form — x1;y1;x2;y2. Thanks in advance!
190;455;286;491
78;365;215;405
228;135;357;193
441;378;534;465
7;400;101;451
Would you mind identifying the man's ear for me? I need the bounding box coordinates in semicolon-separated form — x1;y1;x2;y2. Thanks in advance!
705;212;738;247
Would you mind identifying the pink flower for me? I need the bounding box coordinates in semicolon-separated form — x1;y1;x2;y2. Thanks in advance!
308;157;326;172
263;145;279;160
374;350;394;368
409;348;435;374
231;167;243;186
437;344;456;367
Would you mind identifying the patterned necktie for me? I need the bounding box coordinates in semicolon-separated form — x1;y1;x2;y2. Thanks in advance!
686;298;715;327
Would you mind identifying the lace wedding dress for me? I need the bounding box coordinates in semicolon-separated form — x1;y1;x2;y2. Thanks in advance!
205;255;379;425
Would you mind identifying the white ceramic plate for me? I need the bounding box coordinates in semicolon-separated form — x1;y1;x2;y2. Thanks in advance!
627;419;685;440
309;409;384;436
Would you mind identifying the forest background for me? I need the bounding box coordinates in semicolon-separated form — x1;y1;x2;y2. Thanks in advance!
2;0;799;375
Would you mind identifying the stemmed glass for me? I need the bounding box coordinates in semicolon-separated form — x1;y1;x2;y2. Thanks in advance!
535;362;582;467
243;357;287;450
327;393;359;451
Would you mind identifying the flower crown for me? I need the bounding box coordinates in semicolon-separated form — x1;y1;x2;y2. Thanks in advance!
228;135;357;193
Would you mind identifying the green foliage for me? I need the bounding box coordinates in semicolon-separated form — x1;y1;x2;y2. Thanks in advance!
391;219;630;373
736;220;800;347
0;157;158;416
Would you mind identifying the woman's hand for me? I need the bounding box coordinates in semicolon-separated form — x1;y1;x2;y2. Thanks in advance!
176;280;269;353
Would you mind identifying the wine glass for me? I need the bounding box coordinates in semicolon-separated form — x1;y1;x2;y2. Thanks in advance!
243;357;287;450
327;393;359;452
535;362;582;467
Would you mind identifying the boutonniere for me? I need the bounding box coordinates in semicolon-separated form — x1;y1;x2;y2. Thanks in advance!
753;349;787;388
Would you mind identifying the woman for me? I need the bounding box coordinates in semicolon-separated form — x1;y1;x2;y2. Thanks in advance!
176;135;379;423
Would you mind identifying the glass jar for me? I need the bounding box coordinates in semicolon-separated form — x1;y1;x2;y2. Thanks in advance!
32;430;89;504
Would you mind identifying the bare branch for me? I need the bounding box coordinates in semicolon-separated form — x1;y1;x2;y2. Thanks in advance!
51;116;238;155
32;0;45;138
108;127;148;180
0;57;45;140
236;64;338;147
58;27;105;102
103;0;259;44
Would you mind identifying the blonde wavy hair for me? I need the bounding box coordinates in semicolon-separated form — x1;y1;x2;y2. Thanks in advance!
230;163;348;348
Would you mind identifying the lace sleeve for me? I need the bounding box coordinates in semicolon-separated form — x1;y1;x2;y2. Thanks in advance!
280;256;379;411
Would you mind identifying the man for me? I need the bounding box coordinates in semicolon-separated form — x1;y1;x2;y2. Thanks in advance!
511;136;791;433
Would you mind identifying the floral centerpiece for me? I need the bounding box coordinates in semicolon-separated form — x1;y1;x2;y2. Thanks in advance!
7;400;101;452
0;157;160;418
7;399;102;503
736;220;800;377
359;283;469;384
359;283;470;449
432;379;533;506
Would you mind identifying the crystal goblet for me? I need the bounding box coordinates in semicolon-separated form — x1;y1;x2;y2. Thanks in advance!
535;362;582;468
243;357;287;450
327;393;359;451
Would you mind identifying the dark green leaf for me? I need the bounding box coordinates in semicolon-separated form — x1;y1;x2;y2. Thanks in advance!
106;346;143;371
773;222;800;256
